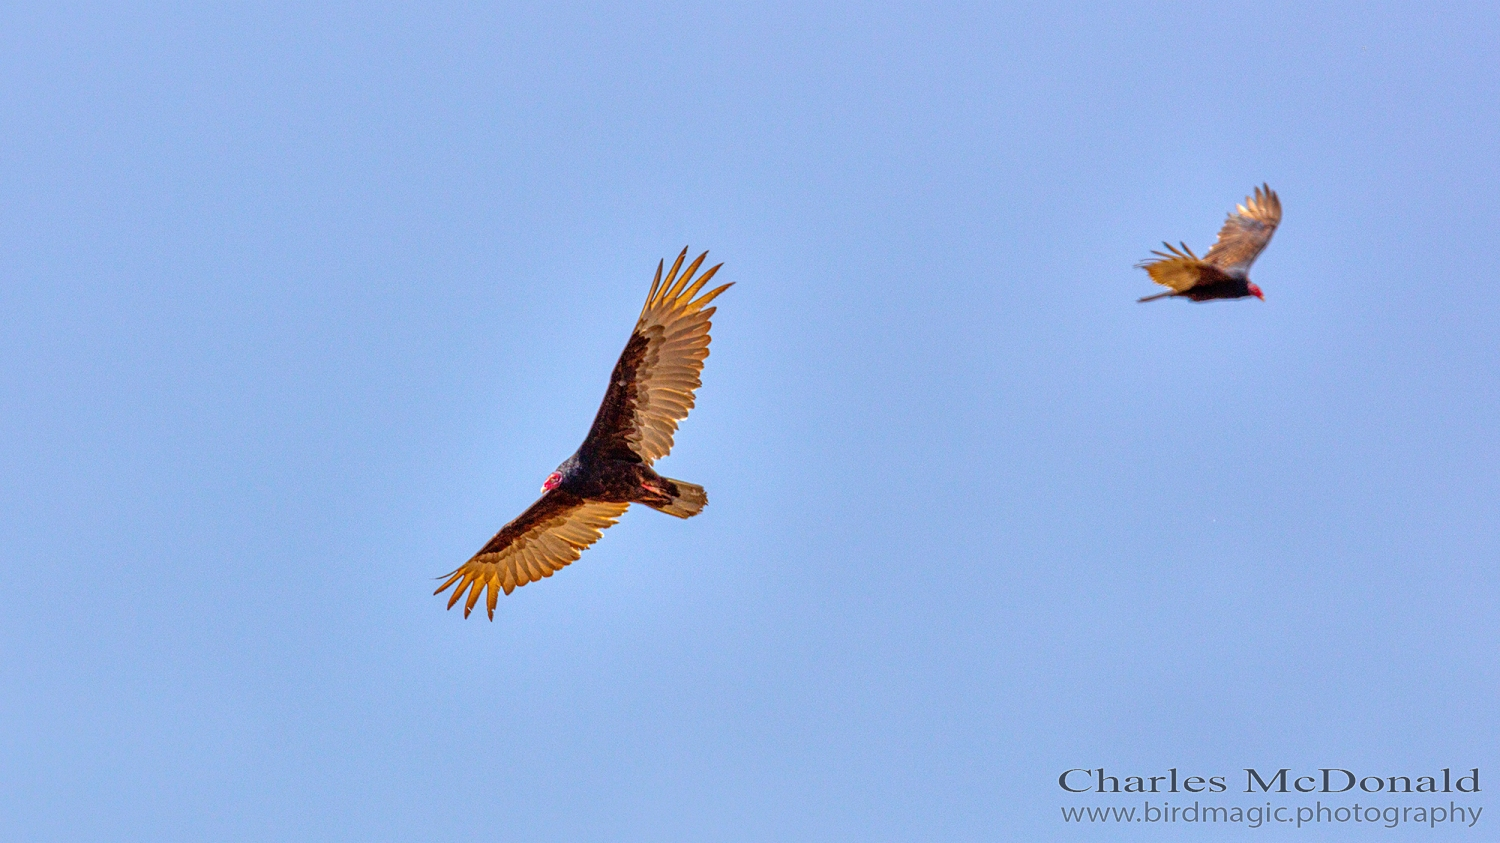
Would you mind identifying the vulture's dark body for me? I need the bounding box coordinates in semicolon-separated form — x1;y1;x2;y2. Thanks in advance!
551;451;679;509
1180;277;1257;302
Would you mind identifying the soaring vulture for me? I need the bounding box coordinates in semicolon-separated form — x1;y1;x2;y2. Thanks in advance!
437;248;731;618
1137;184;1282;302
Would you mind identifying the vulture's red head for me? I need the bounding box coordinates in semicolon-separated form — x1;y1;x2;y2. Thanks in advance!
542;471;563;493
1248;282;1265;301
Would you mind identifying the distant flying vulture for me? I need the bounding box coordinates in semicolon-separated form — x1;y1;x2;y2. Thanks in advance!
436;249;731;618
1137;184;1281;302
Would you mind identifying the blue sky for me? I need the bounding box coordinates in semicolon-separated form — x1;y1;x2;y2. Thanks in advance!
2;2;1496;840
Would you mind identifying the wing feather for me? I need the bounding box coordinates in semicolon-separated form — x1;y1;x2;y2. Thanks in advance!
1136;241;1220;292
1203;184;1282;275
583;248;732;464
435;491;630;618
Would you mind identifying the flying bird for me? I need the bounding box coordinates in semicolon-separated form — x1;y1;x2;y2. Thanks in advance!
436;248;731;618
1137;184;1282;302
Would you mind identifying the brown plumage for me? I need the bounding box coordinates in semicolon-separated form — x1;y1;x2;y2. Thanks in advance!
1137;184;1282;302
435;248;730;618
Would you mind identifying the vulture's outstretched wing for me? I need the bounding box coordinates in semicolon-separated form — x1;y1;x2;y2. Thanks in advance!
1203;184;1281;276
1137;241;1230;292
583;248;732;464
435;492;629;618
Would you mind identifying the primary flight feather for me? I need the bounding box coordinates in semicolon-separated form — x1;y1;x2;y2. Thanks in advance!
1137;184;1282;302
436;248;731;618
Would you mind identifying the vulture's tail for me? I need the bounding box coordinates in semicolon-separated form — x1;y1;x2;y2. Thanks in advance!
649;478;707;518
1137;291;1173;303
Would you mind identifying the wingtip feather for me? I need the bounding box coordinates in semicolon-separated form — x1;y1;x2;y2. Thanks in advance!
434;569;462;596
694;280;733;308
646;259;664;302
660;247;689;299
680;261;721;302
666;251;709;302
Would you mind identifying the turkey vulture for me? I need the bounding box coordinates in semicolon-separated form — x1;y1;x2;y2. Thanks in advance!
436;248;731;618
1137;184;1281;302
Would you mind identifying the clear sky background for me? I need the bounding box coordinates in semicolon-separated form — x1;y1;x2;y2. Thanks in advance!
2;2;1496;840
